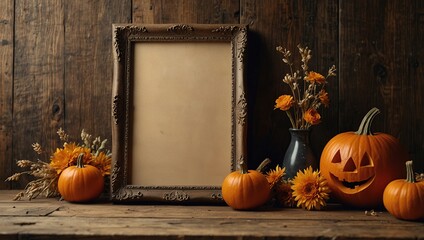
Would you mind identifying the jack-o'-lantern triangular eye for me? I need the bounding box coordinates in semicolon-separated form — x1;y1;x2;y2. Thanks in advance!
343;158;357;172
360;152;373;167
331;151;342;163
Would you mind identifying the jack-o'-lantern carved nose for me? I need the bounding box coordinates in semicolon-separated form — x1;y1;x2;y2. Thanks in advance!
343;158;357;172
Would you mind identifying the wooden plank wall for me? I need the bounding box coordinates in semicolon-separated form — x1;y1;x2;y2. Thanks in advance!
0;0;423;189
0;0;14;190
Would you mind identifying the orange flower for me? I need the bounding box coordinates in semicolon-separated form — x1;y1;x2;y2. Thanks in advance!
303;108;321;125
266;165;286;188
89;152;112;176
291;167;330;210
305;71;325;84
275;95;294;111
50;144;92;174
318;90;330;107
275;181;295;207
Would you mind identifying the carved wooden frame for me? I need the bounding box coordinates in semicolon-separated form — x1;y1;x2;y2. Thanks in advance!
111;24;248;203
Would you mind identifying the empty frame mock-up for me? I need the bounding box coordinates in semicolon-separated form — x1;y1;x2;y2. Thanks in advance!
111;24;248;203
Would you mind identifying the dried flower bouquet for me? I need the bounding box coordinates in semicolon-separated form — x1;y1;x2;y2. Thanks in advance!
274;44;337;129
6;128;111;200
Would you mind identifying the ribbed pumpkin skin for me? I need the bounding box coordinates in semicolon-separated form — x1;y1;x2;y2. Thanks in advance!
320;108;409;208
221;170;270;210
383;161;424;221
383;180;424;220
58;164;104;202
320;132;408;208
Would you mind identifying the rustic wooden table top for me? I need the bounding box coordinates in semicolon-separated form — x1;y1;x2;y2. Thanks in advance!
0;190;423;240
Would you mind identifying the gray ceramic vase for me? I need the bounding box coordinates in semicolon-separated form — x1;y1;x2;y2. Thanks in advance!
282;128;318;179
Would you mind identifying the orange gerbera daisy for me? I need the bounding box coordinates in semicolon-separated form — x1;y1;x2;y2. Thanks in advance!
291;167;330;210
305;71;325;84
303;108;321;125
275;95;294;111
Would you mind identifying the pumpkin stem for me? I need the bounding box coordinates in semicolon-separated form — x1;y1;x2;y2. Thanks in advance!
239;159;248;174
355;107;380;135
76;153;85;168
405;160;415;183
256;158;271;173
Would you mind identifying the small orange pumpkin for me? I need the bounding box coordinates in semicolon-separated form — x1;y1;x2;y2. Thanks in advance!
320;107;408;208
58;153;104;202
383;161;424;221
222;160;270;210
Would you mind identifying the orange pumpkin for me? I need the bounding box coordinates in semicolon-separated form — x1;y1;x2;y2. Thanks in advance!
222;160;270;210
58;153;104;202
320;108;408;208
383;161;424;221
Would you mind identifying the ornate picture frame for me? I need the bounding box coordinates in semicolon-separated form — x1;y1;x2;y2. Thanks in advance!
111;24;248;203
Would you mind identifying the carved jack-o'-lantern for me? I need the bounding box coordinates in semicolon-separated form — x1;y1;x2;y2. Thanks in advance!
320;108;409;208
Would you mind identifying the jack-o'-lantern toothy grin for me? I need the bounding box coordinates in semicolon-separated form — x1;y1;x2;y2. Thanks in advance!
329;173;375;194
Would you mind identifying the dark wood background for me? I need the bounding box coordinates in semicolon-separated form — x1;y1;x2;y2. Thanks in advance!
1;0;423;189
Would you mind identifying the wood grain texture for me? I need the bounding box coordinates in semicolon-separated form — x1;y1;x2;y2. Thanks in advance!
339;0;424;171
0;0;13;189
133;0;240;24
1;0;423;189
12;0;65;188
0;191;423;239
413;1;424;171
240;0;339;169
63;0;131;141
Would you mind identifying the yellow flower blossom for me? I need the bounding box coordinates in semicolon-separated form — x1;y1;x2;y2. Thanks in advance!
89;152;112;176
266;165;286;188
291;167;330;210
50;143;92;174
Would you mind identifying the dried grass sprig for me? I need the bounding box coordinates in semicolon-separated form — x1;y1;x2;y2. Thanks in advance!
57;128;69;142
6;159;59;200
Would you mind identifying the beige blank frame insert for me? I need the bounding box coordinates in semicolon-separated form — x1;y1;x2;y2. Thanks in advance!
131;42;232;186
